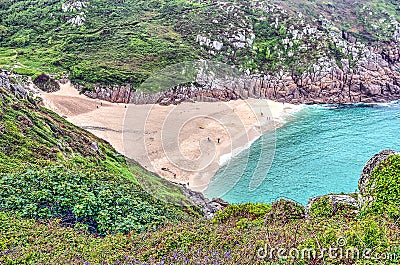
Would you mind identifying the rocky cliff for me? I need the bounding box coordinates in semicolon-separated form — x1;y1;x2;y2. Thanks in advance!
358;149;399;209
82;47;400;105
76;0;400;105
2;0;400;105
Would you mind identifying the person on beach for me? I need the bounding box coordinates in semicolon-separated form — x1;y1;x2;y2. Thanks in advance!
217;138;220;144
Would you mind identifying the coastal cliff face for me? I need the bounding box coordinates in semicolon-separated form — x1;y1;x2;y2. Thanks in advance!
1;0;400;105
82;49;400;104
79;0;400;105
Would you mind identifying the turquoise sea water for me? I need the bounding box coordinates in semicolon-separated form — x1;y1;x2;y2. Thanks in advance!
204;102;400;205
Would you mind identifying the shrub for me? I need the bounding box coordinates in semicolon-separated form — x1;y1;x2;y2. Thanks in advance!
362;155;400;219
266;199;305;222
309;197;334;218
213;203;272;224
0;164;184;235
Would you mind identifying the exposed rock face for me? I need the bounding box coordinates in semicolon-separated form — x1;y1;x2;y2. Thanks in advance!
0;72;29;99
82;83;242;105
0;72;10;90
90;142;99;152
62;0;88;27
33;74;60;93
81;45;400;105
17;115;34;127
180;185;228;219
73;0;400;105
358;150;398;208
306;194;358;219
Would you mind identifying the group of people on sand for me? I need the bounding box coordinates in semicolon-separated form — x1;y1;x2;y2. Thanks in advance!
207;137;221;144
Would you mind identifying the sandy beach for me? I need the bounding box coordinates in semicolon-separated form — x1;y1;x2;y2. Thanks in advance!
41;82;300;191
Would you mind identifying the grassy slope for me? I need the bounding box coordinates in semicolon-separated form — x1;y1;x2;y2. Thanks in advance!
0;87;191;236
1;200;400;264
0;0;199;88
272;0;400;41
0;0;399;90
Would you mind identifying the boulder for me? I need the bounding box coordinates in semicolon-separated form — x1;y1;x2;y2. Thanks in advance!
306;194;358;219
180;185;229;219
358;150;398;208
33;74;60;92
266;198;305;223
90;142;99;152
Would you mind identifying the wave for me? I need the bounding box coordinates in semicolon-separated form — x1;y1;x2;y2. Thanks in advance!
272;104;306;125
317;100;400;110
218;104;305;167
374;100;400;108
218;135;261;166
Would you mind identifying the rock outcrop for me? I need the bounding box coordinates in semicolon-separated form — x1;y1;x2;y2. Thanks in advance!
306;194;358;219
180;185;229;219
82;83;242;105
0;72;29;99
33;74;60;93
266;199;305;223
358;150;398;208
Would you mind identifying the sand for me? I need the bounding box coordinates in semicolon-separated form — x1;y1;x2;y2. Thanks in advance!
41;82;300;191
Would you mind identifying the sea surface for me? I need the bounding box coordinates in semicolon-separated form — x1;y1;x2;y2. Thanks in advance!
204;102;400;205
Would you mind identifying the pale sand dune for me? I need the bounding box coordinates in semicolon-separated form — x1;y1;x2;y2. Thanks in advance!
41;82;300;191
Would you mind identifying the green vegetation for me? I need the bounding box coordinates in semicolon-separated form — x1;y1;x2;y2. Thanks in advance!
0;203;400;264
309;197;335;218
273;0;400;42
0;0;398;91
213;203;272;223
0;87;191;236
0;0;198;88
309;194;360;219
363;154;400;219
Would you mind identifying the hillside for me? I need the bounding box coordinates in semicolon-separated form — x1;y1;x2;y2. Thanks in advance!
1;148;400;263
0;0;399;104
0;75;194;236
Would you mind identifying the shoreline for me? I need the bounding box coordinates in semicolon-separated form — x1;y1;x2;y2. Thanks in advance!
218;104;303;168
202;105;303;194
41;82;302;192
